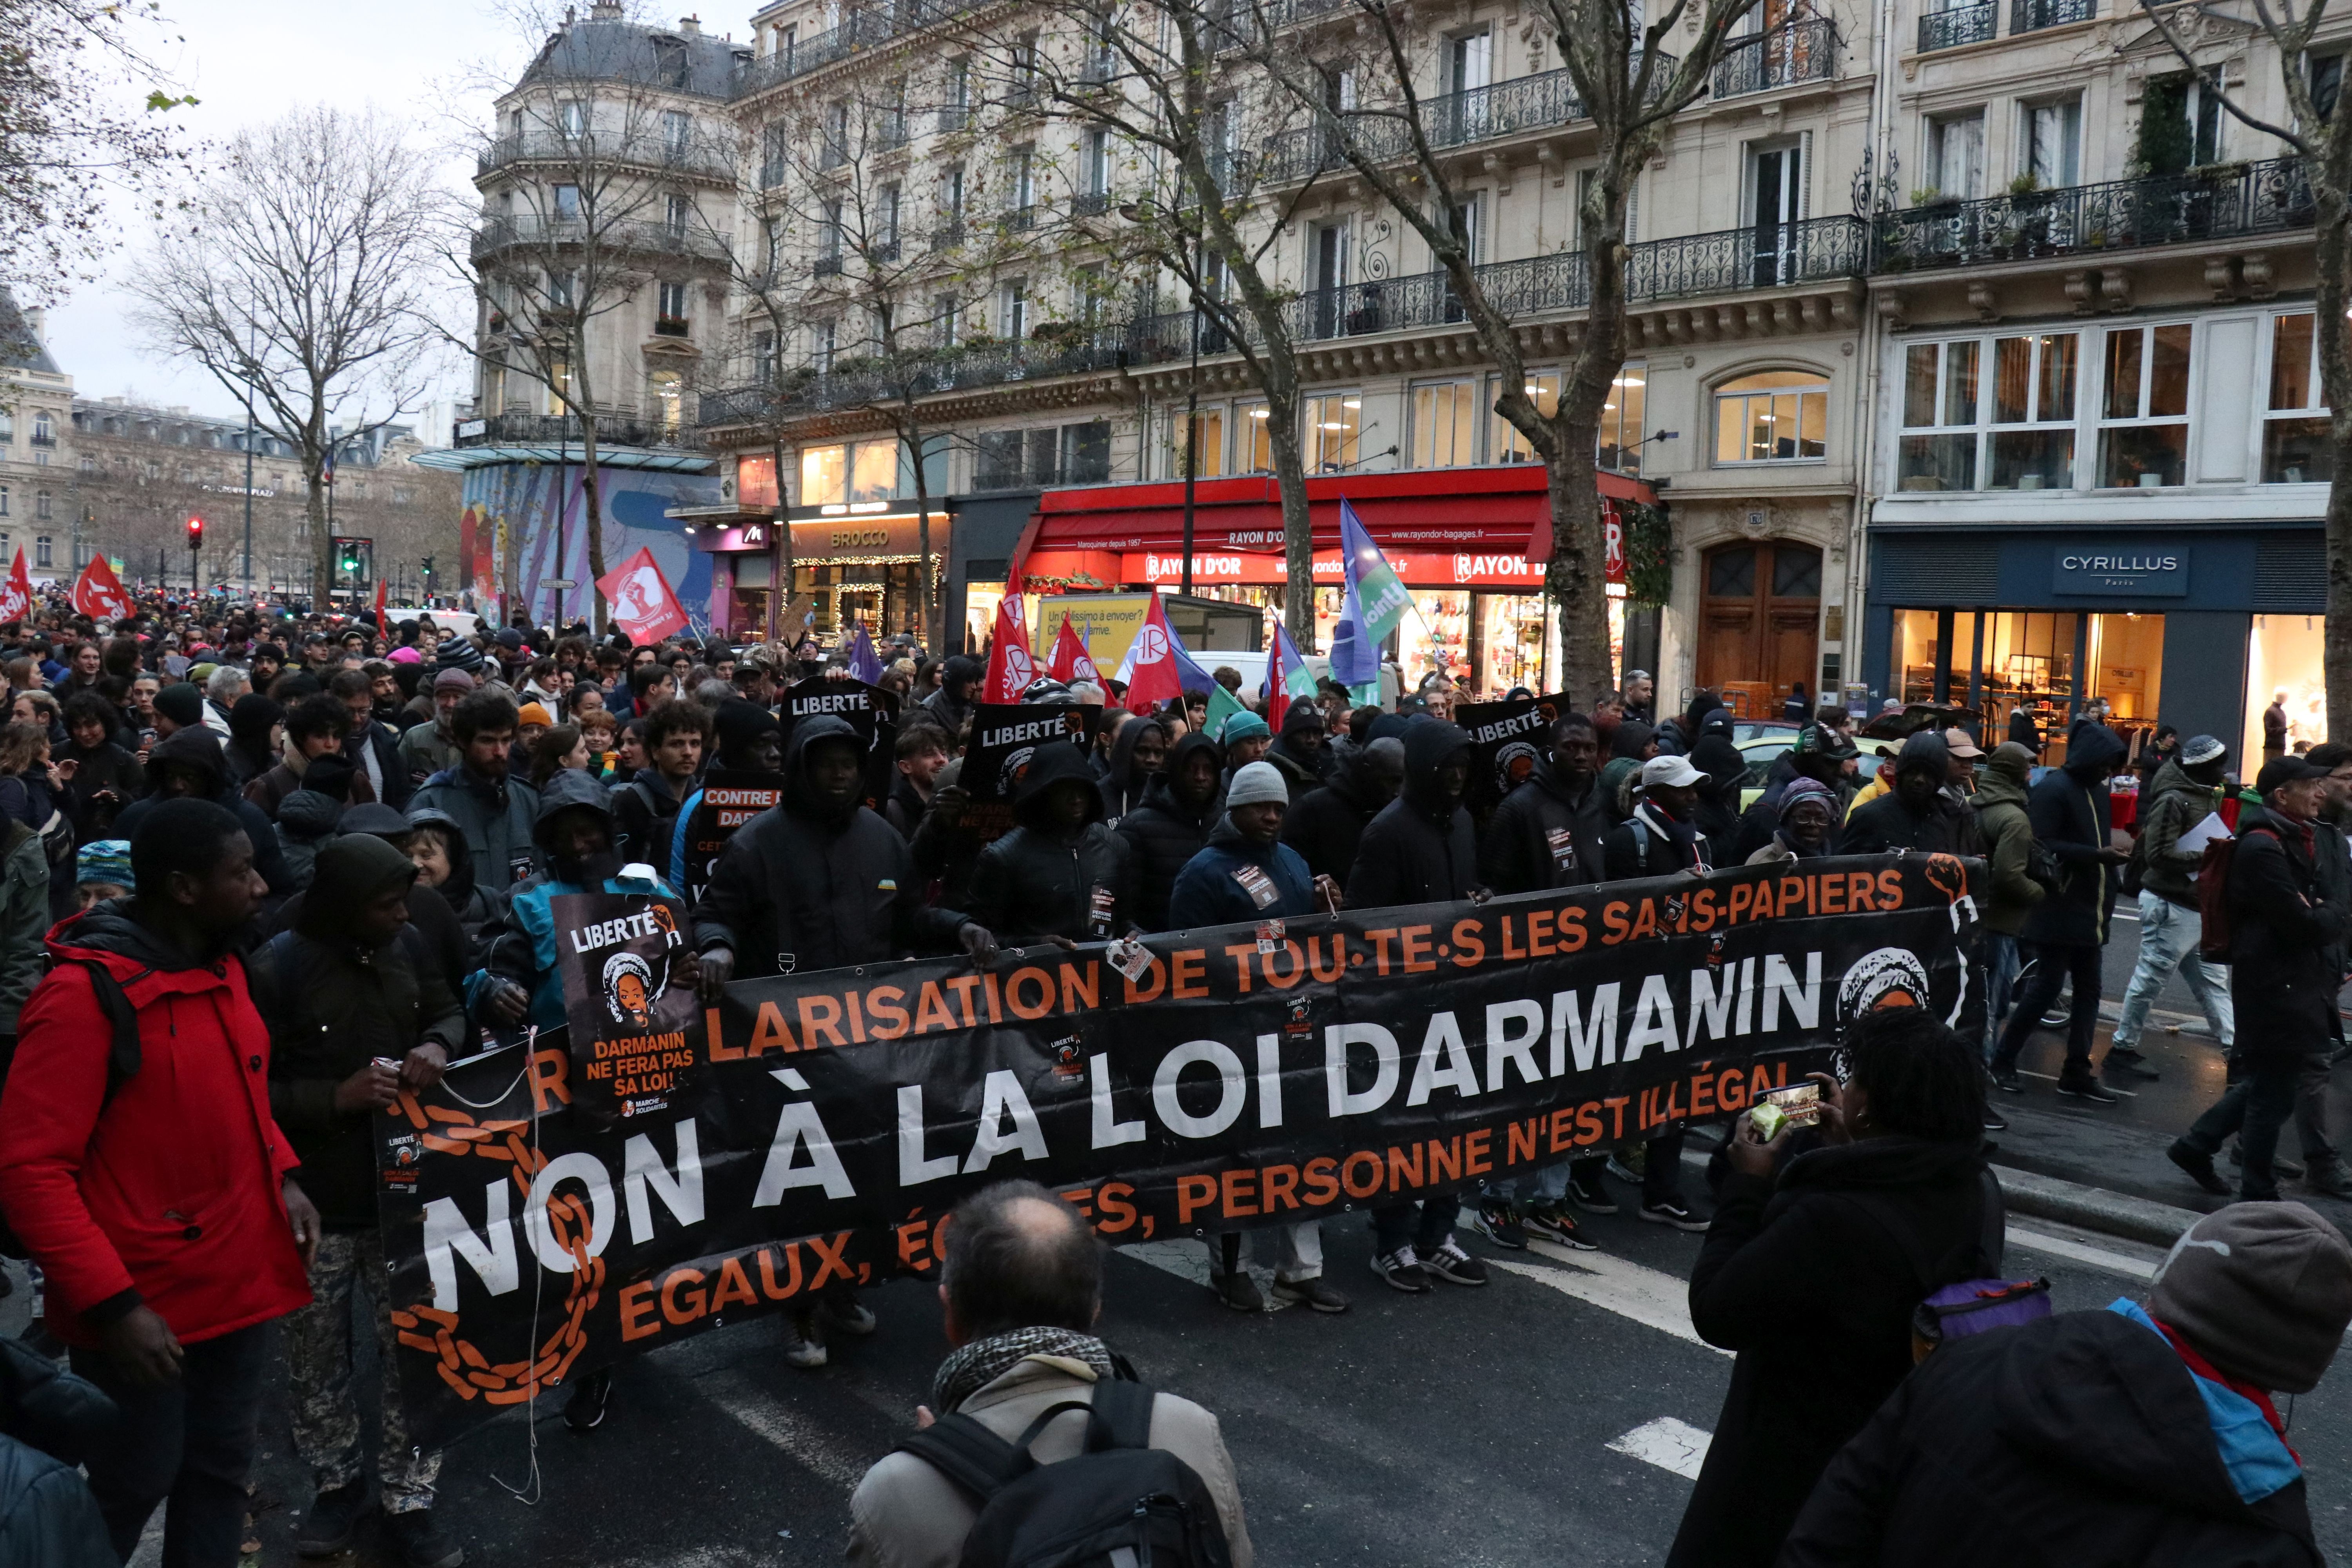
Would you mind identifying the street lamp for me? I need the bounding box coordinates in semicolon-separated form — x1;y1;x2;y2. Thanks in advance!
1122;200;1201;597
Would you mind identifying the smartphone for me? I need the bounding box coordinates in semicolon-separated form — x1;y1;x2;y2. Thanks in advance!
1758;1081;1822;1128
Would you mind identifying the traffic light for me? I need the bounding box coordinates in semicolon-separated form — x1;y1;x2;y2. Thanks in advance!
339;544;361;574
185;516;204;550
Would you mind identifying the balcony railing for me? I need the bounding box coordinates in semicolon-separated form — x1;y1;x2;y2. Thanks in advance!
453;413;696;450
653;316;691;338
1712;19;1837;98
936;104;971;134
1004;203;1038;232
477;131;734;183
815;254;845;276
1071;191;1111;216
929;219;965;251
695;328;1138;430
730;0;973;98
1870;158;2313;274
470;215;730;263
1918;0;1997;49
2012;0;2094;30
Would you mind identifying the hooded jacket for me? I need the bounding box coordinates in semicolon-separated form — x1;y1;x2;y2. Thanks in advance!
1281;744;1392;887
273;781;343;895
111;727;295;897
1167;813;1319;930
1971;742;2045;936
269;804;480;1000
1345;722;1483;908
1114;732;1225;934
252;837;464;1229
693;715;972;977
409;751;541;897
1670;1135;1994;1568
0;822;44;1035
1479;756;1611;893
2228;807;2352;1061
0;903;310;1347
1097;716;1167;822
1781;1307;2321;1568
2022;723;2126;947
922;655;983;736
1843;733;1985;857
1263;704;1330;804
970;743;1137;942
2135;757;2223;909
482;769;681;1033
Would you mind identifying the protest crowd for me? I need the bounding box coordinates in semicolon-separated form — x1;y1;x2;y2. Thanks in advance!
0;574;2344;1568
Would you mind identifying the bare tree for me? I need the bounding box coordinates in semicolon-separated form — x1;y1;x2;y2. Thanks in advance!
2129;5;2349;734
1252;0;1769;697
970;0;1335;647
127;106;442;601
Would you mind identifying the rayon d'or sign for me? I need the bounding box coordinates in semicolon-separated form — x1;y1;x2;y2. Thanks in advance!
376;853;1983;1446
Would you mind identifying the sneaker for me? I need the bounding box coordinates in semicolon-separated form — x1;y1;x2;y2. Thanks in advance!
1420;1237;1489;1285
2103;1046;2161;1081
384;1508;466;1568
1470;1200;1528;1250
1981;1104;2009;1132
782;1311;828;1368
1521;1203;1599;1251
296;1479;370;1557
1370;1246;1431;1293
2167;1139;2232;1197
818;1293;877;1337
562;1368;613;1431
1566;1168;1619;1214
1640;1199;1710;1232
2228;1142;2306;1180
1990;1067;2024;1095
2306;1164;2352;1200
2056;1075;2120;1105
1271;1276;1350;1313
1213;1269;1265;1312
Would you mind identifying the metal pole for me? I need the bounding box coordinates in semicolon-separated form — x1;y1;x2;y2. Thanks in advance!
1181;236;1200;599
240;369;254;592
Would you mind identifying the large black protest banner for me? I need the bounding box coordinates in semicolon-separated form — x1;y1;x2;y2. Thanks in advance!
379;853;1982;1445
776;675;897;809
674;769;782;903
961;701;1101;841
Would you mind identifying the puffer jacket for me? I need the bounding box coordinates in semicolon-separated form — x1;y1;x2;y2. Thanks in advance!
1114;732;1224;933
252;835;466;1229
2135;757;2222;909
970;743;1138;942
0;1336;115;1566
1346;721;1484;908
1971;745;2044;937
1479;757;1612;893
1167;814;1319;929
693;716;972;979
0;903;310;1346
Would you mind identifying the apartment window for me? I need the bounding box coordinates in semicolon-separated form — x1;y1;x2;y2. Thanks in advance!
1165;405;1227;478
650;370;684;433
945;165;966;220
0;487;9;518
0;412;10;445
880;79;908;147
665;193;691;237
33;492;49;523
999;277;1029;341
1239;403;1272;472
30;412;50;445
2022;98;2080;187
1073;264;1104;329
2314;53;2343;120
820;199;844;267
943;56;972;130
1715;370;1829;463
760;123;789;187
812;319;837;373
2099;322;2191;486
801;444;848;506
1011;145;1037;224
823;100;850;167
552;183;581;221
1410;381;1477;468
1083;9;1116;80
1600;366;1648;475
657;280;689;327
34;533;49;565
1447;28;1492;93
878;184;902;256
1492;372;1561;463
761;215;783;274
754;329;779;384
1079;129;1110;205
975;430;1026;488
1926;111;1984;200
559;99;586;136
1898;332;2077;491
1304;392;1361;472
1062;421;1111;483
2264;312;2331;483
1011;30;1040;102
935;294;960;347
662;109;691;156
546;269;575;308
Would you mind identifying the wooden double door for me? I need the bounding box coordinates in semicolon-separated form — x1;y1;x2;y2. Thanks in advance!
1696;539;1821;707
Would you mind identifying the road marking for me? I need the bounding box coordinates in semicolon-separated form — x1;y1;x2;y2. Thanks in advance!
1608;1417;1713;1479
2006;1223;2158;1280
703;1385;870;1490
1491;1238;1731;1356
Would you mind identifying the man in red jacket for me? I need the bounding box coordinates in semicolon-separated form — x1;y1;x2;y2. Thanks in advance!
0;796;320;1566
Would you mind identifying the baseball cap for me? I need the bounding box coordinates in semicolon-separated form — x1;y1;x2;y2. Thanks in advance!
1793;722;1859;762
1640;755;1705;791
1942;726;1985;759
2256;755;2328;795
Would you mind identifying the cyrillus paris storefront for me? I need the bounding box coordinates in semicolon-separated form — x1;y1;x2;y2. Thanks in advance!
1864;524;2324;770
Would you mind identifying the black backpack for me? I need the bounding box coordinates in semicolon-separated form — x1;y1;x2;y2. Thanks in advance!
896;1377;1233;1568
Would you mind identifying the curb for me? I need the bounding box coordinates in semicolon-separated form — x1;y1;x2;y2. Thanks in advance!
1993;1162;2201;1248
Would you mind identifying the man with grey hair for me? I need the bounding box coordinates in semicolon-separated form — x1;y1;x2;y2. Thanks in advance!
202;662;248;737
1621;670;1655;724
847;1181;1252;1567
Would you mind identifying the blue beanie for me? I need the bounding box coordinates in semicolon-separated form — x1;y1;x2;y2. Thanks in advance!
1220;711;1270;744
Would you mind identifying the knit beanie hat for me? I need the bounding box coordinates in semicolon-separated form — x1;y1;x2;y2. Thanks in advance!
436;638;486;675
1778;776;1838;818
1220;711;1270;746
2149;1201;2352;1393
1226;760;1288;809
75;840;132;889
433;668;477;695
153;682;205;729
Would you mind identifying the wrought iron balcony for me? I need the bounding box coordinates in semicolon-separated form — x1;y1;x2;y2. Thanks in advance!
2013;0;2094;31
1869;158;2313;274
453;413;695;450
1918;1;1996;50
1713;19;1837;98
470;215;730;263
814;254;845;276
929;219;965;251
936;104;971;134
730;1;972;98
1071;191;1111;216
476;131;734;183
693;328;1136;430
1003;203;1038;232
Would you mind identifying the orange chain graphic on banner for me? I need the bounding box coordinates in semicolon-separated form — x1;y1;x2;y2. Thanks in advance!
385;1056;599;1407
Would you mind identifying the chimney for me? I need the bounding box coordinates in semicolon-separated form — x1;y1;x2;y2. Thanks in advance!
21;307;42;346
680;13;701;33
589;0;622;17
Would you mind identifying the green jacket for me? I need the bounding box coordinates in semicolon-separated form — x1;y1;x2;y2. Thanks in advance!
2132;760;2220;909
1970;754;2042;936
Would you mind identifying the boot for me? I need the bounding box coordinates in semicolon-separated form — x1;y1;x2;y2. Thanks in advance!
296;1480;370;1557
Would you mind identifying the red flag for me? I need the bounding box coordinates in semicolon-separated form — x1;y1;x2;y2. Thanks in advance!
373;575;387;625
71;555;133;621
1046;614;1098;685
0;549;31;625
981;595;1036;702
1113;592;1183;714
594;546;690;644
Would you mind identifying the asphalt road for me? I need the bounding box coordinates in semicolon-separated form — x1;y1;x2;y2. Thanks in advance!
8;1196;2349;1568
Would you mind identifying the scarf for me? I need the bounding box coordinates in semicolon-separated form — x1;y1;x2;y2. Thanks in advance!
931;1326;1116;1415
1634;799;1707;871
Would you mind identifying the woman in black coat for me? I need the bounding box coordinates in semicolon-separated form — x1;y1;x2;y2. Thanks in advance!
1668;1007;1999;1568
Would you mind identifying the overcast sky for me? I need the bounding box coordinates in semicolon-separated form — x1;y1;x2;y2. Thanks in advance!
44;0;747;439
